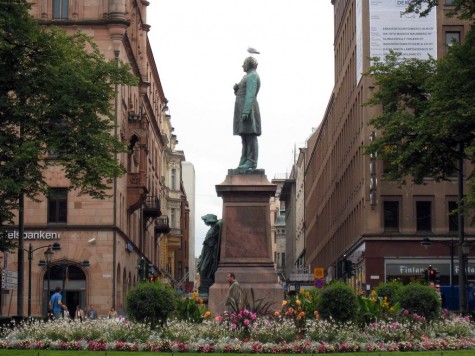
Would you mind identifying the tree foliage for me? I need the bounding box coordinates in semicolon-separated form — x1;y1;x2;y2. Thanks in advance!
395;282;441;320
316;281;358;322
0;0;137;249
406;0;475;20
365;28;475;212
126;281;178;329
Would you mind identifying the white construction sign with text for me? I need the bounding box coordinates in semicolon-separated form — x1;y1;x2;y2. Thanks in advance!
369;0;436;60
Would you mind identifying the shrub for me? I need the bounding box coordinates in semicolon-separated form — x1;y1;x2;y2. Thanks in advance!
241;288;274;316
375;280;403;305
126;281;178;328
316;281;358;322
279;289;320;330
173;297;207;323
357;287;402;326
298;288;321;316
396;282;441;320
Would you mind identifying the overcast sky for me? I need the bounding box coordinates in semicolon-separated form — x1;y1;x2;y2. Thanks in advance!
147;1;335;257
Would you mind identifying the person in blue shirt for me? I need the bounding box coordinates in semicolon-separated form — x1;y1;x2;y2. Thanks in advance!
88;304;97;319
48;287;67;319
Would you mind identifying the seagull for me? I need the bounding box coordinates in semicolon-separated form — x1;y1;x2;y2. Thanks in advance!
247;46;260;55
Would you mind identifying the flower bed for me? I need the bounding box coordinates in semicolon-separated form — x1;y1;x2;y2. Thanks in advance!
1;310;475;353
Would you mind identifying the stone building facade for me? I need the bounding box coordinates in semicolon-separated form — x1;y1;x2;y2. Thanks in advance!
1;0;189;318
303;0;474;307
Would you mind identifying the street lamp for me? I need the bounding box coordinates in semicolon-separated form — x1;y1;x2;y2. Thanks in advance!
26;242;60;317
44;247;53;311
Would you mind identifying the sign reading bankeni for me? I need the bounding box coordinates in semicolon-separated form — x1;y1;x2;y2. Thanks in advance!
7;231;61;240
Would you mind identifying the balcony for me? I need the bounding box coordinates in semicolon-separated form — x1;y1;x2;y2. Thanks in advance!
143;196;161;220
155;216;171;235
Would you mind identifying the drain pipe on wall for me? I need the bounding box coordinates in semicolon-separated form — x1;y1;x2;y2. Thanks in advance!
111;50;120;309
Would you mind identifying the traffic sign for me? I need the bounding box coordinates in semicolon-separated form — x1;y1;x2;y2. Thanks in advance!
314;268;324;279
314;278;325;288
2;270;17;279
1;282;17;290
1;269;18;290
2;276;18;284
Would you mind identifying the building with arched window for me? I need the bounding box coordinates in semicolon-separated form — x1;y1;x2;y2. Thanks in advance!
0;0;191;318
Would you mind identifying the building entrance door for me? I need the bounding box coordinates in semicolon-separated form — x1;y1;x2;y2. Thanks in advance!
43;263;87;318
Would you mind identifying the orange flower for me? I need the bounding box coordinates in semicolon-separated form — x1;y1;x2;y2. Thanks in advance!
282;300;288;306
203;311;211;318
274;311;280;317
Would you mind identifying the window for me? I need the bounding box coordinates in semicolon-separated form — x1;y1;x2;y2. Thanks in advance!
445;0;455;5
171;169;176;190
416;201;432;231
281;253;286;267
48;188;67;223
53;0;68;19
383;201;399;231
382;159;394;175
448;201;459;232
170;208;176;228
445;31;461;47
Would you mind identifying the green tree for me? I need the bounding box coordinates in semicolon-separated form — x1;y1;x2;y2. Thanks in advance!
365;28;475;212
0;0;137;249
406;0;475;20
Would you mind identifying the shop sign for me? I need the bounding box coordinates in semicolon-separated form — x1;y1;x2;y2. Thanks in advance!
455;264;475;274
126;241;134;253
289;273;314;282
7;231;61;240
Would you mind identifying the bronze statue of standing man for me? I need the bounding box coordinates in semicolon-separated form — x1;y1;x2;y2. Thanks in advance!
233;56;261;170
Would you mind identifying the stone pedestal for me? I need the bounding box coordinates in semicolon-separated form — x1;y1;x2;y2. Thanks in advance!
208;170;282;315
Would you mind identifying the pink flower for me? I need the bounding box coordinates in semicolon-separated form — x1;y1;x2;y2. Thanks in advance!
231;323;237;330
244;319;250;326
403;309;409;315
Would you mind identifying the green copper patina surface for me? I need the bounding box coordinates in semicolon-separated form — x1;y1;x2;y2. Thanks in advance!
233;56;261;171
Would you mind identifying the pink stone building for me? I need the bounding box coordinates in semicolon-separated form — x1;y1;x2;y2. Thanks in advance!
0;0;189;318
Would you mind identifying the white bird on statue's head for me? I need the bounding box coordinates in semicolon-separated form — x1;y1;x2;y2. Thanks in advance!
247;46;260;55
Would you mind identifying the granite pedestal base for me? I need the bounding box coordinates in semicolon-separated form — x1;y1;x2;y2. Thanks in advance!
208;171;282;315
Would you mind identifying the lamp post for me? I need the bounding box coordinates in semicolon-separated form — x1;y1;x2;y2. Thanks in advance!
420;237;455;310
26;242;60;317
44;247;53;318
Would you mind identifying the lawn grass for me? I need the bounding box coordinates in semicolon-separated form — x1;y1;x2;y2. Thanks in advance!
1;351;475;356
